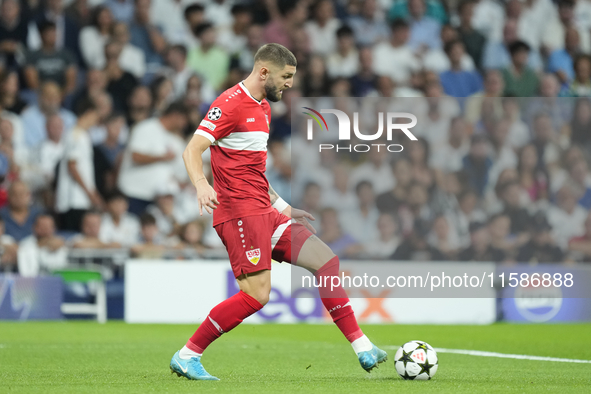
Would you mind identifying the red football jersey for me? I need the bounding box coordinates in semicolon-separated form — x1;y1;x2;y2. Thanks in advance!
195;82;274;226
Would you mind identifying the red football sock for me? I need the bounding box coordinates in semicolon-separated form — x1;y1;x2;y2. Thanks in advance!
315;256;364;343
186;290;263;354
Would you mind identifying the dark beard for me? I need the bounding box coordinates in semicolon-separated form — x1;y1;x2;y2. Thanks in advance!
264;80;282;102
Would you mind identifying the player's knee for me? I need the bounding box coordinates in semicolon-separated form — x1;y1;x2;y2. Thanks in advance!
251;287;271;306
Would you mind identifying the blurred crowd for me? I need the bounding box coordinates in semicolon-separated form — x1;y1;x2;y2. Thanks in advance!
0;0;590;275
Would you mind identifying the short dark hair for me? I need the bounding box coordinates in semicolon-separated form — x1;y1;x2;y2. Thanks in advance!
140;213;156;227
38;20;57;34
105;190;127;203
231;4;251;15
170;44;187;58
254;43;297;68
193;22;213;37
508;40;530;55
162;100;187;116
444;39;463;55
389;18;409;32
74;97;97;117
336;25;354;39
184;3;204;20
278;0;299;17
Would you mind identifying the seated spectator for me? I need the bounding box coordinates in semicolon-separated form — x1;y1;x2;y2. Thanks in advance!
263;0;308;50
94;113;125;196
131;212;166;258
23;21;77;96
483;19;543;72
548;182;588;248
326;25;359;79
568;211;591;261
21;81;76;149
126;85;153;127
162;44;193;99
146;183;179;237
458;221;507;262
456;0;486;70
349;47;378;97
187;22;230;91
0;0;28;69
70;211;121;249
99;191;140;247
149;0;191;46
182;3;205;49
488;213;518;257
55;98;102;232
106;0;134;24
405;0;442;52
568;98;591;153
318;207;362;259
502;41;539;97
427;215;461;259
562;54;591;97
392;219;446;261
0;70;27;114
372;18;420;87
430;116;470;173
517;144;549;203
531;113;562;173
348;0;389;46
321;164;356;212
462;134;493;197
17;214;67;277
489;120;519;184
422;24;475;73
547;27;580;88
464;70;504;124
177;220;207;256
104;40;139;113
305;0;341;56
363;213;401;259
503;97;530;150
377;158;412;214
111;21;146;79
129;0;166;68
349;146;395;195
149;76;174;115
117;101;187;215
517;213;564;263
340;181;379;243
0;181;41;242
0;216;18;272
439;40;483;97
499;180;533;237
79;5;114;70
389;0;448;25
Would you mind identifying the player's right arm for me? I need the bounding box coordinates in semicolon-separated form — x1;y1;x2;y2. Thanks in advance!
182;134;219;215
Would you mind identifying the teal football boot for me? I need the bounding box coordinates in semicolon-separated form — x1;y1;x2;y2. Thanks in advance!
357;344;388;372
170;351;219;381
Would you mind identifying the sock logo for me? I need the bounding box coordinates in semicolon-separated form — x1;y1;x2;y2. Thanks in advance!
245;248;261;265
328;301;351;314
209;316;225;334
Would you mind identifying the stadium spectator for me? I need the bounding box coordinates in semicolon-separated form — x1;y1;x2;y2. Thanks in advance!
0;181;41;242
93;113;125;197
318;207;362;259
55;97;102;232
340;181;379;243
363;212;401;259
405;0;441;52
548;182;587;248
489;119;519;183
524;74;572;134
547;27;580;87
531;113;562;172
322;164;356;212
99;191;140;247
130;212;167;258
161;45;193;99
372;18;420;86
0;70;27;114
305;0;340;56
568;158;591;209
0;216;18;273
177;220;207;256
517;212;565;263
233;23;265;73
422;24;476;73
34;114;64;191
568;211;591;261
563;54;591;97
65;0;92;28
182;3;205;49
427;215;460;259
149;0;189;45
23;20;77;96
464;70;504;124
389;0;448;25
568;98;591;153
126;85;153;127
79;5;114;70
326;25;358;79
349;145;395;195
392;219;446;261
377;158;412;214
146;183;179;237
117;101;187;215
482;19;543;72
263;0;308;50
458;221;506;262
128;0;166;69
517;144;549;203
301;55;331;97
349;47;378;97
104;40;138;113
502;40;540;97
106;0;134;23
0;0;28;69
187;22;230;91
488;213;517;257
457;0;486;71
498;180;533;237
439;39;483;97
111;21;147;79
17;214;67;277
347;0;389;46
70;210;121;249
462;134;493;197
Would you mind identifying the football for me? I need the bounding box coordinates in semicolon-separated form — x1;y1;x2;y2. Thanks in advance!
394;340;438;380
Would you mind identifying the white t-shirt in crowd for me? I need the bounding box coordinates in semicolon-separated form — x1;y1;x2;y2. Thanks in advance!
17;236;68;277
99;212;141;247
117;118;177;201
372;42;421;85
55;126;95;212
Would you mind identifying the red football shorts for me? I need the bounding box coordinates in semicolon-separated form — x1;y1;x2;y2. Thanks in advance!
214;210;313;278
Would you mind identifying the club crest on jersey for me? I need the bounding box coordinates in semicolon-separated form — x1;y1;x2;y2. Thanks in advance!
208;107;222;121
245;248;261;265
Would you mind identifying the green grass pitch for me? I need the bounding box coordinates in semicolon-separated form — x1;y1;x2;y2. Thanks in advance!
1;322;590;393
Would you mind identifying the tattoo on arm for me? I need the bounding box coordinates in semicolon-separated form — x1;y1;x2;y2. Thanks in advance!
268;184;280;205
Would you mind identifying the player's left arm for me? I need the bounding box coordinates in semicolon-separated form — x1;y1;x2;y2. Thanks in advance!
269;184;316;234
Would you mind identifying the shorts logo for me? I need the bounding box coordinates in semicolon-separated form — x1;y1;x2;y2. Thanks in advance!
199;119;216;131
247;118;255;122
245;248;261;265
208;107;222;121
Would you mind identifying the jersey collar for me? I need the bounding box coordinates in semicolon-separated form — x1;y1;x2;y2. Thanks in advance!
239;81;262;105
